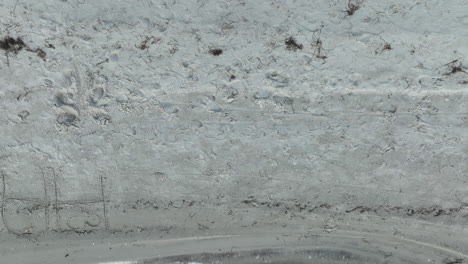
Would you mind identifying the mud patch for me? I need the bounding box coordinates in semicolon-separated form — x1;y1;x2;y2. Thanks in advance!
0;35;47;62
0;36;26;54
285;37;303;51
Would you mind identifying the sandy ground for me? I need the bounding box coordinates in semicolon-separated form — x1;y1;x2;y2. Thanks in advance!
0;0;468;263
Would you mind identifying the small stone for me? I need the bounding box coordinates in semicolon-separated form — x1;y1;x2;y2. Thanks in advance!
18;110;30;121
57;113;78;126
273;95;293;105
383;104;398;113
254;90;271;99
265;70;290;87
206;101;222;112
116;94;128;102
461;196;468;205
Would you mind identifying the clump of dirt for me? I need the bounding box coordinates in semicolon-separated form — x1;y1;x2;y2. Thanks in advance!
285;37;303;51
382;43;392;51
209;48;223;56
434;60;467;79
0;36;26;54
35;48;46;59
375;40;393;54
137;36;160;50
0;35;47;62
443;60;467;76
